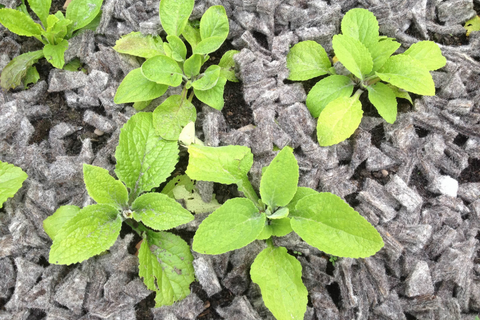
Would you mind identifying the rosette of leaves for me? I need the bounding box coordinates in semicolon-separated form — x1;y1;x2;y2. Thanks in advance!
286;8;447;146
113;0;239;141
0;0;103;90
0;160;28;208
186;145;384;320
43;112;195;307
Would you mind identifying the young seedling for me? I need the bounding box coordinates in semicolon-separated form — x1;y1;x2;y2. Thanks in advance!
113;0;239;141
43;112;196;307
0;0;103;90
287;8;446;146
186;145;384;320
0;160;28;208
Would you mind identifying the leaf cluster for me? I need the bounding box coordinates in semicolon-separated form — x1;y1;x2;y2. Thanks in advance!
287;8;446;146
113;0;238;141
0;0;103;89
43;113;195;307
186;145;384;319
0;160;28;208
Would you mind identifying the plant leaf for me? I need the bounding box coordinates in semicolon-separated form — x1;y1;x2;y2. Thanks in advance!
193;5;229;54
260;147;299;209
114;68;168;104
0;50;43;90
115;113;179;195
465;15;480;36
66;0;103;31
291;193;384;258
192;65;221;91
193;37;224;55
193;75;227;110
403;41;446;71
306;75;354;118
43;205;80;240
257;218;293;239
387;84;413;104
332;34;373;80
285;187;318;213
0;160;28;208
0;8;43;36
182;22;201;50
83;164;128;209
132;100;152;111
218;49;239;82
138;230;195;306
287;40;331;80
141;55;184;87
367;82;397;124
171;185;221;214
368;38;401;72
24;65;40;88
186;144;253;185
159;0;194;36
192;198;265;254
49;204;122;265
166;35;186;61
376;54;435;95
317;96;363;146
28;0;51;27
183;54;202;78
341;8;379;50
250;246;308;320
132;192;193;230
43;39;68;69
153;94;197;141
268;207;289;220
113;32;164;58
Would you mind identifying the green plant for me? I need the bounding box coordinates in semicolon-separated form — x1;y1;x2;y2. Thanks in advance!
0;0;102;90
0;160;28;208
186;145;384;320
286;8;446;146
113;0;238;140
465;15;480;36
43;112;196;307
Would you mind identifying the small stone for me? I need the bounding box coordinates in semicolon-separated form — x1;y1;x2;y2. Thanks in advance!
94;129;104;136
382;170;389;176
193;257;222;297
405;261;435;297
427;175;458;197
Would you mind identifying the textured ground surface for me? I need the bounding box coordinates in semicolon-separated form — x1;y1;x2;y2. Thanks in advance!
1;0;480;319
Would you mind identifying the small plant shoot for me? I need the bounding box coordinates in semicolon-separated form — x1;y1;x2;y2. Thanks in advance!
0;160;28;208
43;113;195;307
186;145;384;319
0;0;103;89
286;8;446;146
113;0;239;141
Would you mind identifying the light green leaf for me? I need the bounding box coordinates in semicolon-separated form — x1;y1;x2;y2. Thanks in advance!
367;82;397;124
192;65;221;91
368;38;400;72
43;39;68;69
193;75;227;110
291;193;384;258
465;15;480;36
332;34;373;80
183;54;202;78
28;0;51;27
83;164;128;209
250;247;308;320
0;160;28;208
218;49;239;82
387;84;413;104
24;65;40;88
178;121;196;146
78;9;101;32
257;218;293;240
113;32;164;58
260;147;299;209
132;100;152;111
192;198;265;254
141;55;184;87
306;75;354;118
341;8;379;50
159;0;194;36
403;41;446;71
43;205;80;240
153;94;197;141
49;204;122;265
317;96;363;146
0;50;44;90
196;5;228;54
138;230;195;307
287;40;331;80
115;113;179;196
132;192;193;230
376;54;435;95
182;22;201;50
186;144;253;185
0;8;42;36
114;68;168;104
193;36;225;55
166;35;187;61
172;185;221;214
44;16;71;42
66;0;102;31
285;187;318;213
161;174;195;198
268;207;289;219
46;14;59;30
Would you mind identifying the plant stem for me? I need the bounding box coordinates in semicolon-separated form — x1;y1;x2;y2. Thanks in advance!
266;238;274;248
188;90;194;102
238;177;263;211
353;88;364;101
125;219;149;236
